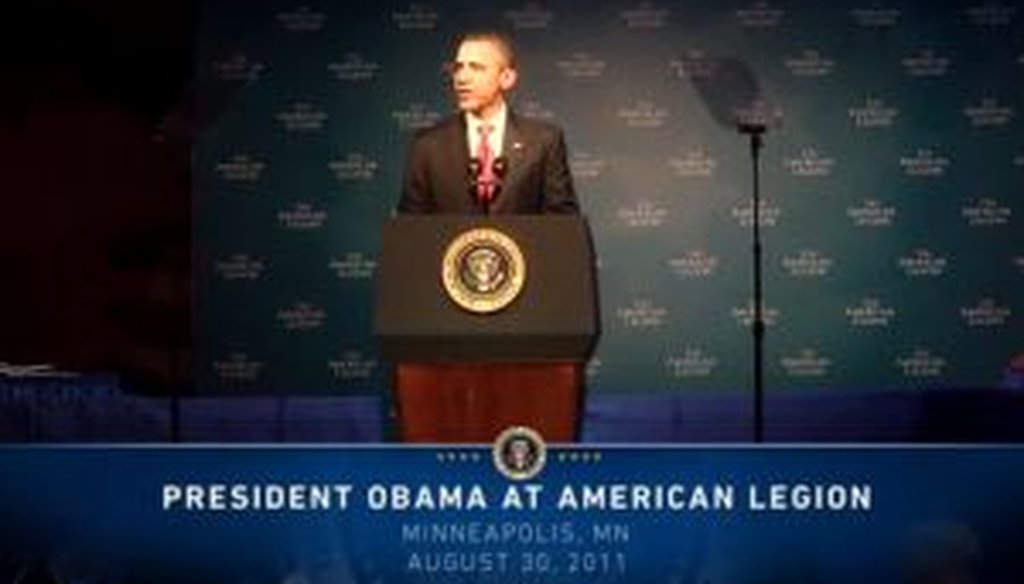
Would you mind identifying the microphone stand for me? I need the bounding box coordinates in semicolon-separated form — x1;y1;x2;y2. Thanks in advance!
739;121;767;443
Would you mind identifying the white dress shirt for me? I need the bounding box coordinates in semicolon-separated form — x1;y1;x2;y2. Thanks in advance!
465;102;507;159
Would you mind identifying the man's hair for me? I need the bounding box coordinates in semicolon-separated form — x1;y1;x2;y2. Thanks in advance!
455;31;517;69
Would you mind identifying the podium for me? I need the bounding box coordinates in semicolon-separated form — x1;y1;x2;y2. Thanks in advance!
374;215;599;443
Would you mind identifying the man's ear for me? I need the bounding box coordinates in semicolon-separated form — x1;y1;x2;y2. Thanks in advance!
499;67;518;91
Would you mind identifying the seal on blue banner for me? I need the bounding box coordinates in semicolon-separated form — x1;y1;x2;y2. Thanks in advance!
493;426;546;481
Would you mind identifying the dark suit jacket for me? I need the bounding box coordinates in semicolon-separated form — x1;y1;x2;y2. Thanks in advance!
398;112;579;214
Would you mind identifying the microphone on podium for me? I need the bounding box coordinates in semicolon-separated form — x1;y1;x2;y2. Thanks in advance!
467;156;508;213
492;156;507;192
467;157;482;189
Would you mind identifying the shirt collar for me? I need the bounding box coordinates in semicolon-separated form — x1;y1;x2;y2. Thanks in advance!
465;101;508;134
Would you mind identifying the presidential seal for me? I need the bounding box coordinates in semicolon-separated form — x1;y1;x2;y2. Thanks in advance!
493;426;546;481
442;228;526;314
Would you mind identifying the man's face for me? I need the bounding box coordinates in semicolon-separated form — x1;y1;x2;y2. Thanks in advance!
451;39;516;116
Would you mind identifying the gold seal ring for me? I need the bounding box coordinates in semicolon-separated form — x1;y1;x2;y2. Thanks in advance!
493;426;547;481
442;228;526;314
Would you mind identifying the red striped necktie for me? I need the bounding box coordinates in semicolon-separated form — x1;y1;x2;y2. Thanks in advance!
476;123;496;206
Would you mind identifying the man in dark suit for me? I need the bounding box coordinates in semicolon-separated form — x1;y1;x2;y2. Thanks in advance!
398;32;579;215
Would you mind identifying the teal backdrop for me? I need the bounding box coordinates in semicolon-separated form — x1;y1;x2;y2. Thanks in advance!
195;0;1022;396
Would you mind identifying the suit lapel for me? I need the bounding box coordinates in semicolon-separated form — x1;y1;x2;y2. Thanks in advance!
497;113;527;212
449;115;474;212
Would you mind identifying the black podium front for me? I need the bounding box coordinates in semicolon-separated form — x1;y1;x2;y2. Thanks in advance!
374;215;599;442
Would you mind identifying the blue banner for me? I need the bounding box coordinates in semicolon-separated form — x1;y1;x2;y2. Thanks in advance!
2;445;1022;582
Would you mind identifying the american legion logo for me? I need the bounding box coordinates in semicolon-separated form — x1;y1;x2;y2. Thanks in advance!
442;228;526;314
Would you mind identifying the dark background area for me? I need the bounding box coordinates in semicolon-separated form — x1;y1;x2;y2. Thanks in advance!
1;0;197;395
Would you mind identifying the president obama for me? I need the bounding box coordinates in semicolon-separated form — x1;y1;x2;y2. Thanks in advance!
398;32;579;215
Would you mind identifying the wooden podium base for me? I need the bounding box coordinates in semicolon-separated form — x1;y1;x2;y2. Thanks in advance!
394;362;583;443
